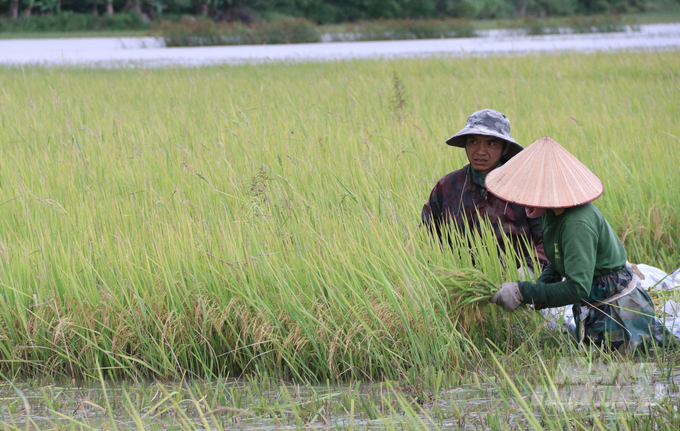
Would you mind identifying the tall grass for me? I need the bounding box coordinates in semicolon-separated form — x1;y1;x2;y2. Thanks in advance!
0;51;678;381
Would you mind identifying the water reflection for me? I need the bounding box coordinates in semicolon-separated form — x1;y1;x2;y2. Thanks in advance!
2;361;679;430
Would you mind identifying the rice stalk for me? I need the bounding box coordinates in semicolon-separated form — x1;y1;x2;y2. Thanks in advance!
435;268;498;329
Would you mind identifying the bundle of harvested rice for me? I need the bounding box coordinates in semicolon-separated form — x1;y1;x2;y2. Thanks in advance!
435;268;499;328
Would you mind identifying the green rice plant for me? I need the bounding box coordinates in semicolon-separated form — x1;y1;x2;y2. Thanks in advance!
0;51;678;383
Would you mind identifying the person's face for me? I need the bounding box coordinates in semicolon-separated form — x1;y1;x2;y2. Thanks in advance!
464;134;508;174
525;206;547;219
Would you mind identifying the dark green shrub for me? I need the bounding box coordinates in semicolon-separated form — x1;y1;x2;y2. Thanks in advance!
0;11;148;33
575;0;650;14
63;13;88;31
524;18;549;35
523;13;635;35
251;19;319;44
330;19;476;41
568;14;629;32
156;17;476;46
523;0;578;17
108;11;145;30
153;17;227;47
153;17;319;47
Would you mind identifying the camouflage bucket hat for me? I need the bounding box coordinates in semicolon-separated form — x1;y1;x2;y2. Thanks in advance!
446;109;523;158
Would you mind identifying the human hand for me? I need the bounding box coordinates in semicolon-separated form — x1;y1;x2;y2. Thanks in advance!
490;282;523;312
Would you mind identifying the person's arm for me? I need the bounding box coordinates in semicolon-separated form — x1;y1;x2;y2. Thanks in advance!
421;184;444;243
518;221;597;308
536;262;561;284
528;216;550;269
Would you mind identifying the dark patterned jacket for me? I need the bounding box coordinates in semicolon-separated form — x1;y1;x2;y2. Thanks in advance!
422;164;548;270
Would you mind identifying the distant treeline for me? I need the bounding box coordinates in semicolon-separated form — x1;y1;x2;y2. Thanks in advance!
1;0;678;23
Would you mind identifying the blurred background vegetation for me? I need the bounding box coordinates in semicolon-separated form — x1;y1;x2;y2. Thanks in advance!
0;0;679;35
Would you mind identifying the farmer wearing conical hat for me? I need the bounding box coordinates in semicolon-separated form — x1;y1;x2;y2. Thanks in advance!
422;109;548;274
487;136;672;353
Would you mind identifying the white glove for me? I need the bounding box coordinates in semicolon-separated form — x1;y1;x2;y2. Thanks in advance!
490;282;523;312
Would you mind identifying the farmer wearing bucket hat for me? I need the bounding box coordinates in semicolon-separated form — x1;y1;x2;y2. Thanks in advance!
487;136;672;353
422;109;548;273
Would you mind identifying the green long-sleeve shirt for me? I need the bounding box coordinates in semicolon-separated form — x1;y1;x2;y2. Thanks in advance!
518;203;626;308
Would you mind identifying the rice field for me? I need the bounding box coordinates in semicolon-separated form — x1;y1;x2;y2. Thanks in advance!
0;51;679;427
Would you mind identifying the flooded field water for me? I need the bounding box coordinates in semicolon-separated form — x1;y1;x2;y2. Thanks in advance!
1;23;679;68
2;360;680;430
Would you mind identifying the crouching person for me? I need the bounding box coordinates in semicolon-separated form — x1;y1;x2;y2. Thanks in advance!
487;136;674;354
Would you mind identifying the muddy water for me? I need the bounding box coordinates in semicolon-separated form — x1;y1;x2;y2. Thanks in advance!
1;361;679;429
1;23;679;68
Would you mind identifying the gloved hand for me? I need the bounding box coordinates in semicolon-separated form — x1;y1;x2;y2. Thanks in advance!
490;282;523;312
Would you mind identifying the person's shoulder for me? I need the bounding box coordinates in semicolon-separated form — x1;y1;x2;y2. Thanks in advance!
435;166;468;185
426;167;468;201
562;204;600;230
565;203;600;219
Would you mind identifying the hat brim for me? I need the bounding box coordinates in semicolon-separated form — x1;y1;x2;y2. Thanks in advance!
486;186;603;209
446;126;523;159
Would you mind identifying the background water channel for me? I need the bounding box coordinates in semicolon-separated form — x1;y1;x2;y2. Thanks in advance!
1;23;679;68
1;360;679;429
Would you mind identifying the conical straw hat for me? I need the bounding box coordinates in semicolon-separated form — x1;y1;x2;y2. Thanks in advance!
485;136;603;208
